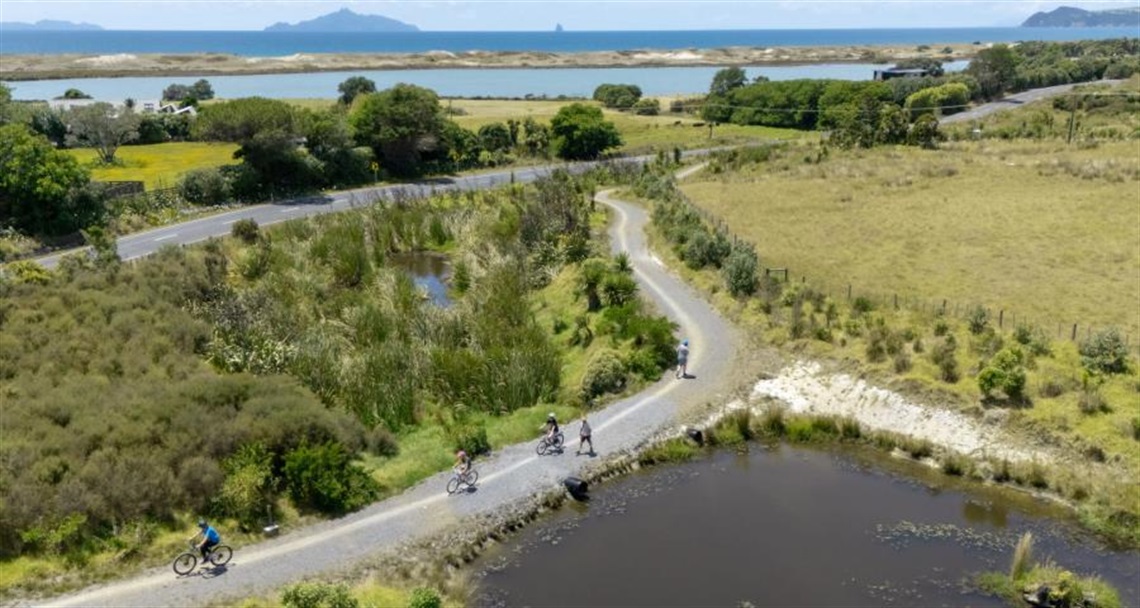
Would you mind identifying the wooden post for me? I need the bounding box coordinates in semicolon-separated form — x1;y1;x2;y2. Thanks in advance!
894;294;898;310
847;284;852;300
999;309;1004;328
1071;323;1078;341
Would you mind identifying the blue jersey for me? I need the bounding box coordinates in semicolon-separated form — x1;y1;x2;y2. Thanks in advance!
203;526;220;543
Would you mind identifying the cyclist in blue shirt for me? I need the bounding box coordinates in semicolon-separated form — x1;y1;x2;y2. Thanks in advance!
192;519;221;562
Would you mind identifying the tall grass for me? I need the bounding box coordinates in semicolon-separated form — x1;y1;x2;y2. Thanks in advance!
67;142;239;189
1010;531;1034;581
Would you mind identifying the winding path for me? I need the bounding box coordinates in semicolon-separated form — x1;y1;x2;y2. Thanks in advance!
43;173;745;607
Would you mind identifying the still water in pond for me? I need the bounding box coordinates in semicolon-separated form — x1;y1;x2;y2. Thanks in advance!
473;444;1139;607
389;253;451;307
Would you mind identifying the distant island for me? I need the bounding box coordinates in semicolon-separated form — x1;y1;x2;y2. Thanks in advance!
0;19;102;31
265;8;418;32
1021;5;1140;27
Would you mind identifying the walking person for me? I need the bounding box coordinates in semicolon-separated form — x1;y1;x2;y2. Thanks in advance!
577;415;594;456
676;338;690;379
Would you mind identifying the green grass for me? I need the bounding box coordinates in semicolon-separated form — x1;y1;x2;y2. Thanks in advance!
445;97;806;153
680;140;1140;339
68;142;239;189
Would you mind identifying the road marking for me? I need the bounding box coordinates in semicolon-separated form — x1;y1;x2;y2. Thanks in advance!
152;234;178;242
280;207;300;213
223;219;239;225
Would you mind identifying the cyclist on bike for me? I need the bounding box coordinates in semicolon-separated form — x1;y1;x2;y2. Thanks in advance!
544;413;560;443
454;449;471;476
191;519;221;562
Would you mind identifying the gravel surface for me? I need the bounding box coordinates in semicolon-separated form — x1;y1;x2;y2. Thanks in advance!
42;181;751;607
939;80;1124;125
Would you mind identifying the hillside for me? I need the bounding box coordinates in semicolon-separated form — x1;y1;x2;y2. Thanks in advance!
265;8;418;32
1022;5;1140;27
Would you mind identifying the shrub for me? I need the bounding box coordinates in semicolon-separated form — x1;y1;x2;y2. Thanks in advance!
282;582;359;608
1079;328;1130;375
852;296;875;315
282;442;380;514
721;244;758;297
178;167;231;205
632;98;661;116
407;587;442;608
231;218;260;244
1131;418;1140;441
218;443;276;529
580;348;627;401
893;351;913;373
977;346;1028;401
365;426;399;457
1013;323;1052;357
930;336;960;383
933;318;950;337
600;272;639;307
967;305;989;335
448;419;491;456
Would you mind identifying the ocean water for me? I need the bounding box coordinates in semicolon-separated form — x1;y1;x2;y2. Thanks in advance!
2;27;1137;55
3;61;970;100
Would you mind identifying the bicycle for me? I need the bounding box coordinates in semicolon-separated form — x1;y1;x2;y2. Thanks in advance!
446;466;479;494
172;540;233;575
536;431;565;455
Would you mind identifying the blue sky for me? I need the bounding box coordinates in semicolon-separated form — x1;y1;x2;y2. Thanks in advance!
1;0;1136;30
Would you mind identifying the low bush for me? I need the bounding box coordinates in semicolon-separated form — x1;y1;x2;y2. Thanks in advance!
178;167;231;206
407;587;442;608
722;244;759;297
282;582;359;608
1079;328;1131;375
231;218;260;244
580;348;628;402
282;442;380;514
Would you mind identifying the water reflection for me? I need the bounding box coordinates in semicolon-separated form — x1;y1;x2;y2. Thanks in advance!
473;444;1139;607
388;253;451;307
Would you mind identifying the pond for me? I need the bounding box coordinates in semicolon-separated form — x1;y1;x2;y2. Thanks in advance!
472;443;1139;607
389;252;452;307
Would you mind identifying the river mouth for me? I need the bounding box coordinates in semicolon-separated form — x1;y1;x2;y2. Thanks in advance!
471;443;1139;607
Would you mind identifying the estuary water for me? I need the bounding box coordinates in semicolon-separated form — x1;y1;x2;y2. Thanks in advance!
4;60;970;101
3;28;1136;55
473;444;1140;607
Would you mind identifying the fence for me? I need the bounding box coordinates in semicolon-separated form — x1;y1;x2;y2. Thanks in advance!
94;181;146;200
670;185;1138;354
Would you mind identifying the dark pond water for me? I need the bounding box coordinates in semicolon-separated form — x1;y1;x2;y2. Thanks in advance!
389;253;451;307
473;444;1139;607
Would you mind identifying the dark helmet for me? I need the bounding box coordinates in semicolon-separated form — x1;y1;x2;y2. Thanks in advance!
197;519;207;529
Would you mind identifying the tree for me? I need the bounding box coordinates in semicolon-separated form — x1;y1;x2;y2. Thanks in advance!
163;79;214;102
349;84;447;176
632;98;661;116
550;103;622;160
967;44;1019;100
476;122;512;153
592;84;642;109
337;76;376;106
709;66;747;97
64;102;142;164
0;124;99;235
59;88;91;100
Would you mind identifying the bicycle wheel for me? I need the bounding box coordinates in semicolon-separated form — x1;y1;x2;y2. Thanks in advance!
536;440;548;456
447;476;460;494
553;432;564;449
173;552;197;576
465;469;479;486
209;545;233;566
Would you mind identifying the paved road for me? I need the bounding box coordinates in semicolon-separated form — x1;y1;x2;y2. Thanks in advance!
940;80;1124;125
43;173;745;606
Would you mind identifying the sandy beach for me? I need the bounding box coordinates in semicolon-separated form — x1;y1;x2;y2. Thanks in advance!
0;43;979;80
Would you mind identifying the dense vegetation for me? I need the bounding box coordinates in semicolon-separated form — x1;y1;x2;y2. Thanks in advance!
0;165;676;594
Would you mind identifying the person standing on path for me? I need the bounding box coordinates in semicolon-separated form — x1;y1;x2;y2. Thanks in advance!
577;416;594;456
676;338;690;379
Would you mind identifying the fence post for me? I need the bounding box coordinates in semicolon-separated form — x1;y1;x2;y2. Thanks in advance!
847;284;852;300
999;309;1004;328
1071;323;1078;341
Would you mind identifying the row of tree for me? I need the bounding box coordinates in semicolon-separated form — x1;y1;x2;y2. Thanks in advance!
698;38;1140;148
0;81;624;238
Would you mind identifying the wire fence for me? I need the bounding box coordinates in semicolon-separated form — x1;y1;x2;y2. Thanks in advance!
671;184;1138;355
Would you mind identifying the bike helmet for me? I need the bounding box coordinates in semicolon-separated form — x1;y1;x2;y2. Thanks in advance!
197;519;207;529
456;450;466;458
682;339;689;346
547;412;556;421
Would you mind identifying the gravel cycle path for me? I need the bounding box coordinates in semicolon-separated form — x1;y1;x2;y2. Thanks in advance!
44;178;748;607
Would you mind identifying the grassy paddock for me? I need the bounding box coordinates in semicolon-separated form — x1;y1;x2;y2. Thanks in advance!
680;139;1140;339
68;142;239;190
